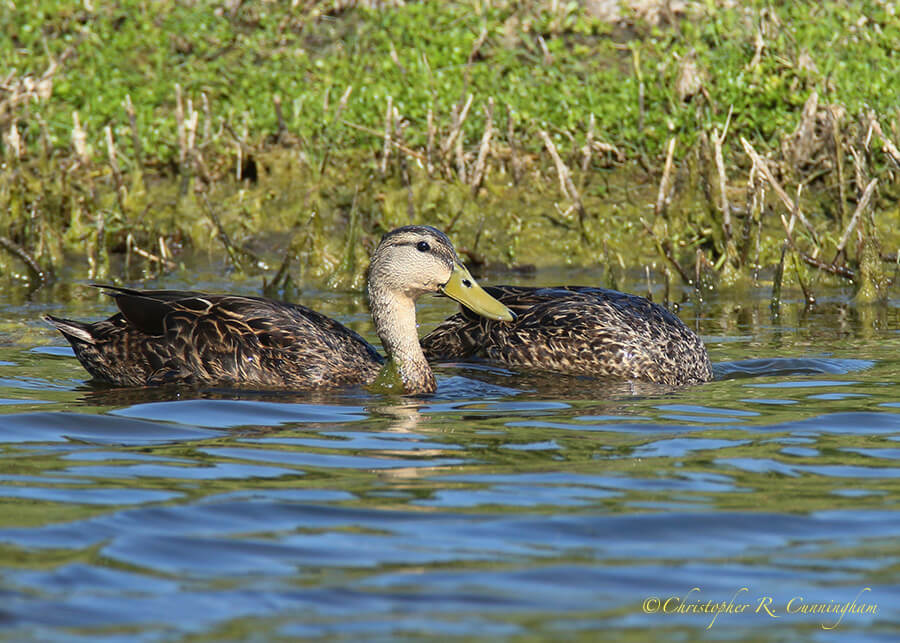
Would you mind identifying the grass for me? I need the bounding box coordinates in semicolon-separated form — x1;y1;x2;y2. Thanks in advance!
1;1;899;302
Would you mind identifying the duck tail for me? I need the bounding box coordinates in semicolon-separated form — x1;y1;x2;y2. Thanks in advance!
43;315;97;345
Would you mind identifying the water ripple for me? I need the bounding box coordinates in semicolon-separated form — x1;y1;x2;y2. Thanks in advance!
2;290;899;640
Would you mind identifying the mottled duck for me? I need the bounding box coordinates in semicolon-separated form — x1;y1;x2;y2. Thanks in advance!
44;226;514;395
421;285;712;386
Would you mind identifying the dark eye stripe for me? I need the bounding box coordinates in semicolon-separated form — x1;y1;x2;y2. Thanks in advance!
390;238;456;267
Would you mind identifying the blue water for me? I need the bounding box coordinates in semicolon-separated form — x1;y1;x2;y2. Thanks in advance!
1;278;899;641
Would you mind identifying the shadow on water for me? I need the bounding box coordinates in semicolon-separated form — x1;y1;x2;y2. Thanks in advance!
0;278;899;640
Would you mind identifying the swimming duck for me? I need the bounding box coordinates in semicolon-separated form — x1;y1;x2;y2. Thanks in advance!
44;226;514;395
421;285;712;386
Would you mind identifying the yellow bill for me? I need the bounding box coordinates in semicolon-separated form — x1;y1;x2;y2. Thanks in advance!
441;263;515;322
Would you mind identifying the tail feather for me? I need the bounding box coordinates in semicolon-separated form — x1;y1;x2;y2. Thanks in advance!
43;315;97;345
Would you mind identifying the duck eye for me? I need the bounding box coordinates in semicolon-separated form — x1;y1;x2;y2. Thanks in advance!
416;241;430;252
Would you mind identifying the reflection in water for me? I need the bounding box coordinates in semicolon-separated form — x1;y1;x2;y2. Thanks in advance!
0;281;898;640
714;357;875;379
438;363;681;399
372;401;422;434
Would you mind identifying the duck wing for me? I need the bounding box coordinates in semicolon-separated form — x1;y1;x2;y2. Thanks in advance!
421;285;712;386
420;286;586;358
47;287;384;388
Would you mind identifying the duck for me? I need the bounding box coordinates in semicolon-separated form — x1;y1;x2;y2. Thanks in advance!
421;284;712;386
43;226;515;395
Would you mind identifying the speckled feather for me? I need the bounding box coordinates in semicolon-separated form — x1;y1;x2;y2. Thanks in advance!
45;286;384;389
421;285;713;386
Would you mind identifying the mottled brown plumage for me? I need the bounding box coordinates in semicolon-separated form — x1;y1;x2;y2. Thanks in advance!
44;226;514;394
45;288;385;389
421;285;712;386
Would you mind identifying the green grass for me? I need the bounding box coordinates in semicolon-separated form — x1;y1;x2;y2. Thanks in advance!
9;1;898;161
1;1;899;295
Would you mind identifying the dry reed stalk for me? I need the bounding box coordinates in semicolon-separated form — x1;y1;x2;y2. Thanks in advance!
869;114;900;165
694;248;703;289
202;194;245;270
263;243;293;297
580;113;595;178
441;93;473;157
771;243;786;312
752;174;764;282
0;235;48;284
779;183;802;250
644;265;653;302
340;120;426;162
712;106;733;240
125;232;133;272
539;129;571;197
72;111;88;163
538;128;587;239
833;178;878;263
850;145;866;193
749;22;765;68
794;255;816;308
828;105;847;228
593;140;624;163
739;160;761;270
640;217;693;285
159;236;171;262
655;137;676;218
202;92;212;143
468;27;488;65
191;147;212;186
792;254;815;306
740;137;819;244
388;40;407;76
788;91;819;167
180;99;211;185
4;119;21;158
104;125;126;212
469;97;494;196
223;121;252;181
537;35;552;65
273;94;287;142
455;134;467;184
127;235;176;271
185;100;198;155
336;85;353;121
89;209;107;280
771;180;855;280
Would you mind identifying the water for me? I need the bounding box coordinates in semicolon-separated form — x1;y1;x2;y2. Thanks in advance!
1;272;899;642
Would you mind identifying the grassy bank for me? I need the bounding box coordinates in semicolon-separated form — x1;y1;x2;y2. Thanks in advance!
2;1;899;301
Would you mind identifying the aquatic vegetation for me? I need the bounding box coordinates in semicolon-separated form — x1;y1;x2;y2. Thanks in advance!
1;1;899;305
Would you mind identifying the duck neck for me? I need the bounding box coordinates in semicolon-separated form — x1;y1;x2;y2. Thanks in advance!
368;284;436;394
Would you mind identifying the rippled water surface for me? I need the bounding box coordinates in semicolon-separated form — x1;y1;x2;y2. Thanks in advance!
1;272;899;642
